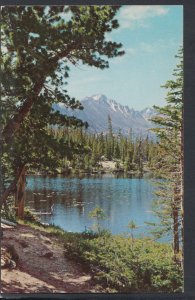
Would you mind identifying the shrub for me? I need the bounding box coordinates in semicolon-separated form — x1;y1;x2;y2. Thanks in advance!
23;208;40;223
63;233;183;292
25;221;182;292
88;207;107;234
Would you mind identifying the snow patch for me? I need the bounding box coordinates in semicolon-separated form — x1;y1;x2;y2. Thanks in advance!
92;94;107;101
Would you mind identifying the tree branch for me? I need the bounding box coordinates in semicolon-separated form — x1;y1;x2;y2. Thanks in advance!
2;43;81;145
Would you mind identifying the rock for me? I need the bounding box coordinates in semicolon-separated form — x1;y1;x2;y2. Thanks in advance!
1;246;17;269
1;257;17;269
44;239;52;245
41;222;50;227
63;249;67;257
6;244;19;262
19;240;28;248
9;259;17;269
41;250;53;259
1;257;10;268
23;248;29;253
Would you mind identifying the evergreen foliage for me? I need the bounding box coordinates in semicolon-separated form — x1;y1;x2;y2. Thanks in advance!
62;230;182;292
0;5;124;207
0;6;184;292
89;207;107;234
148;48;183;262
36;126;156;175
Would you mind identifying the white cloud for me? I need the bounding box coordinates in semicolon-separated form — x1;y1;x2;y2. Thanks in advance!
119;5;169;29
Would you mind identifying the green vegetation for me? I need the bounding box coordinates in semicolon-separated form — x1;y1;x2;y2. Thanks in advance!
0;4;184;292
127;220;138;247
29;125;158;176
89;207;107;234
21;219;182;293
149;48;183;263
1;5;124;210
64;234;182;292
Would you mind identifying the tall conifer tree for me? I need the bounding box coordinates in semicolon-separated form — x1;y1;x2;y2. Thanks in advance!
149;48;183;262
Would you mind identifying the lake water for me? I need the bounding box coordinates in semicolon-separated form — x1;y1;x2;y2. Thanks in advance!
25;174;161;238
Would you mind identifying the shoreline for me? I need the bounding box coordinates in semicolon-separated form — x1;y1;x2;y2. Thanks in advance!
26;160;153;177
1;220;181;293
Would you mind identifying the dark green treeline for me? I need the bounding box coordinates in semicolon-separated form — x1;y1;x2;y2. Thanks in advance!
44;123;159;175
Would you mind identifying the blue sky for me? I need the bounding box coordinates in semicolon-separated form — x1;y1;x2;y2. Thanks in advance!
66;5;183;110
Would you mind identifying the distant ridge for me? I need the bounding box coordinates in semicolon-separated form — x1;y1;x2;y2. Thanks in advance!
54;94;157;138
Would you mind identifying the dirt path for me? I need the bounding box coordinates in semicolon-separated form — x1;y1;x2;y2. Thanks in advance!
1;223;101;294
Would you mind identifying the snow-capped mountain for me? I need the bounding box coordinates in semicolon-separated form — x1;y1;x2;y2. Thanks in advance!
140;107;157;120
54;94;157;138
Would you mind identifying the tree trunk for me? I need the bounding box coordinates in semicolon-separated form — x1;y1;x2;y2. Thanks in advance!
173;185;180;262
173;203;180;259
2;43;79;146
15;166;26;219
2;80;45;145
0;164;25;208
1;42;82;209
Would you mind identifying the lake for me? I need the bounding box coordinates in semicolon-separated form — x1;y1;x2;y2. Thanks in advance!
25;174;162;238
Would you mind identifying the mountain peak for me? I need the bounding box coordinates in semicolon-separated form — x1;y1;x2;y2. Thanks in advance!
141;107;156;120
54;94;156;138
91;94;107;101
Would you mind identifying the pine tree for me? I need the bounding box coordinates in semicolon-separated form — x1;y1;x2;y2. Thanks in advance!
1;5;125;207
1;6;124;145
106;115;114;160
113;141;120;159
149;48;183;263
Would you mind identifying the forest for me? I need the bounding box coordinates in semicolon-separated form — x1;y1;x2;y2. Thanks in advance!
31;123;159;176
1;6;183;293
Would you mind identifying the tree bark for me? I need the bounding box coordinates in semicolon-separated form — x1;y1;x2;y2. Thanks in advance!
2;43;80;146
173;204;180;258
2;80;45;145
15;165;26;219
0;164;25;208
1;42;82;206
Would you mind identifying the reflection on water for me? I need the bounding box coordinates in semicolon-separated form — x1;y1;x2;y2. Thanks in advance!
25;174;160;237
